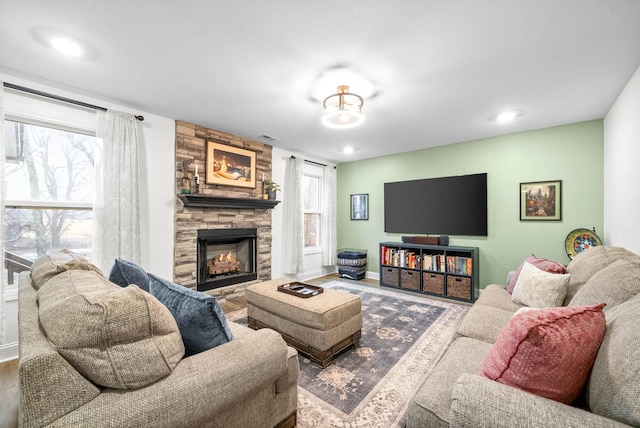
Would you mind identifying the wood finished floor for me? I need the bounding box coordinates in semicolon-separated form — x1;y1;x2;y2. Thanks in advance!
0;357;19;428
0;274;370;427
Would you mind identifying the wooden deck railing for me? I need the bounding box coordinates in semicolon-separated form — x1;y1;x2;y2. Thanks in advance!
4;251;33;285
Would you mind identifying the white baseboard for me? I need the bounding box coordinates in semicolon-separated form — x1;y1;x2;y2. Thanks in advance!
4;285;18;301
366;270;379;280
0;341;19;363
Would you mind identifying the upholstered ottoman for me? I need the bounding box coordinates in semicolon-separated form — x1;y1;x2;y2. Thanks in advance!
246;277;362;367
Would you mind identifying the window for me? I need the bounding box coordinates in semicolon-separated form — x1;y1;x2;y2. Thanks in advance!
3;91;97;270
303;173;321;249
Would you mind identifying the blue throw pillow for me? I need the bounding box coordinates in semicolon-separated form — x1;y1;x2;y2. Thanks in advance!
148;273;234;356
108;259;150;292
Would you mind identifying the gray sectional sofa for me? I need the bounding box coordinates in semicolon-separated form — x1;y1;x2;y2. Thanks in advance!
407;245;640;427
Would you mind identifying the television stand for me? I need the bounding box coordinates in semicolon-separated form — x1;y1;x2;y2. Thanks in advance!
379;242;479;303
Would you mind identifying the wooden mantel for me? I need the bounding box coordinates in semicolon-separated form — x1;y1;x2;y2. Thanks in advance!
177;194;280;209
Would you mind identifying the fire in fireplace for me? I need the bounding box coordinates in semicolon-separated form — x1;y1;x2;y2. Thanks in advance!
197;228;257;291
207;252;241;276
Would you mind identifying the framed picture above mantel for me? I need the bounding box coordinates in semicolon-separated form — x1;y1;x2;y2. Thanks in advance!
206;141;256;188
520;180;562;221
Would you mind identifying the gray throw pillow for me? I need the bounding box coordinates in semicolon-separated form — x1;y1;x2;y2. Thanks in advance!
109;258;149;292
148;273;234;356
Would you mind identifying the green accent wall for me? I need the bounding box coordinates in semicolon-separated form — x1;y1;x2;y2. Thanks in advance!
337;120;604;288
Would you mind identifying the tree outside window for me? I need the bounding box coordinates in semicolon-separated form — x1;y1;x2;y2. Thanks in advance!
4;120;96;265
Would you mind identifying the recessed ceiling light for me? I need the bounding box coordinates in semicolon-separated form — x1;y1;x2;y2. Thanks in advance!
497;111;516;122
50;37;83;57
342;146;354;154
494;110;522;123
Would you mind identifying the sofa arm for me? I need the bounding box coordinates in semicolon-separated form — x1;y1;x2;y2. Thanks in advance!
168;327;290;406
52;328;291;428
450;373;631;428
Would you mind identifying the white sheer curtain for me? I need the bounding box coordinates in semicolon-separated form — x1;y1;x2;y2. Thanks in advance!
94;110;141;272
0;82;5;341
322;166;337;267
282;156;304;276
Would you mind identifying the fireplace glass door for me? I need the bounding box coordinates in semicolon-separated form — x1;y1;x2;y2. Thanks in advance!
197;228;257;291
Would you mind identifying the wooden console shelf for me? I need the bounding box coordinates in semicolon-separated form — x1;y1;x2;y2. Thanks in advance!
380;242;479;303
177;194;280;209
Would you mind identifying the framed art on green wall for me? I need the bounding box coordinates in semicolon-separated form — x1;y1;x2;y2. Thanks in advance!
520;180;562;221
351;194;369;220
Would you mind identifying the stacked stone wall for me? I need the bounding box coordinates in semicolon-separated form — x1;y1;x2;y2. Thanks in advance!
174;120;273;300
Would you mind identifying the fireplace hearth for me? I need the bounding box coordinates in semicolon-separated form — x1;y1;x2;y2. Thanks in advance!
197;228;258;291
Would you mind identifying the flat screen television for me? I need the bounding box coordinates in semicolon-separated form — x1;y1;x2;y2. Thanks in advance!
384;173;487;236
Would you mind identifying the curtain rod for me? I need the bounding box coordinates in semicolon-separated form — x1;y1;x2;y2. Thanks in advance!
290;155;335;168
3;82;144;121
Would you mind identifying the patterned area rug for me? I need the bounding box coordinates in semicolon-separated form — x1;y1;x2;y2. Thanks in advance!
226;281;468;428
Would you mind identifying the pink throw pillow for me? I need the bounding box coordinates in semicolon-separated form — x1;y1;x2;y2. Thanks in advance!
507;254;567;294
479;304;606;404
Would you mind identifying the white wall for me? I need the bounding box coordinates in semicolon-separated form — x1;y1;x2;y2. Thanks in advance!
603;64;640;254
271;147;337;280
0;71;177;277
136;112;176;278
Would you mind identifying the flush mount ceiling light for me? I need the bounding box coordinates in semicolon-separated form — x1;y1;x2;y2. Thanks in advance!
322;85;365;129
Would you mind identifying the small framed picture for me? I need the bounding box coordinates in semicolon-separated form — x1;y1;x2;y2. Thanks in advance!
350;194;369;220
520;180;562;221
206;141;256;188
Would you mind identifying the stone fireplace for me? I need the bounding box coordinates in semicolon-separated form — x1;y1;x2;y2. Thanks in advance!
197;228;257;291
173;120;277;301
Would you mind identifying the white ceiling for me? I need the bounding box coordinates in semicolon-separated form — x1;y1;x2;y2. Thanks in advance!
1;1;640;164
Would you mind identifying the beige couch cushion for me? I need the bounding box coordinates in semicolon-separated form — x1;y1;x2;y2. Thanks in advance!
474;284;524;312
565;246;639;304
588;293;640;426
37;270;184;389
30;249;103;290
407;337;492;427
569;258;640;310
455;304;516;344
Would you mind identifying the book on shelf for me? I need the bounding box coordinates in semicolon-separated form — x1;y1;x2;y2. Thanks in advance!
445;255;473;275
382;245;473;276
422;254;445;272
381;248;421;269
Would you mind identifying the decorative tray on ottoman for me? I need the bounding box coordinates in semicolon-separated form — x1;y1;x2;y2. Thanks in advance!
277;282;324;298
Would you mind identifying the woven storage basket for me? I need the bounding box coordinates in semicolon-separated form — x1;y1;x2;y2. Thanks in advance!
381;267;399;286
447;275;471;300
400;269;420;290
423;272;445;295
